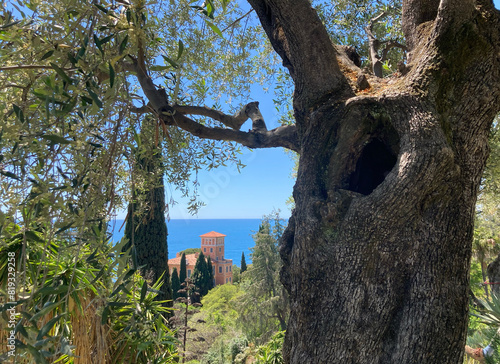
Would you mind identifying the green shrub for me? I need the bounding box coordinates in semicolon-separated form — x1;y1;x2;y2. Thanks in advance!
255;331;285;364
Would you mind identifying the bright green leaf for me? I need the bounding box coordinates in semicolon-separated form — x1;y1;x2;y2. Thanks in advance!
162;55;179;69
40;50;54;61
30;302;61;322
93;34;103;54
177;39;184;59
50;63;72;85
94;3;108;14
36;314;65;340
86;88;103;108
119;34;128;54
109;62;115;88
206;0;215;18
205;20;223;38
32;89;50;100
25;230;44;242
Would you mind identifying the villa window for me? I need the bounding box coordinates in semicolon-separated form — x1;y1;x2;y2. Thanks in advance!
229;266;232;272
204;248;206;252
219;267;222;274
187;269;191;277
226;266;228;273
230;277;232;282
219;247;221;252
210;248;213;253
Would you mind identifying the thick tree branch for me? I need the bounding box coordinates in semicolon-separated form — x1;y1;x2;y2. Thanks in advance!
133;44;170;111
247;0;353;109
402;0;440;53
121;61;137;73
130;42;299;152
380;40;407;63
173;103;253;130
130;104;152;114
161;111;299;152
432;0;477;43
365;12;388;77
402;0;476;60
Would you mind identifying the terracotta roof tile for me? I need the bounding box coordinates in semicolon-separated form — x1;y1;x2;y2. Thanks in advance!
168;253;198;266
200;231;226;238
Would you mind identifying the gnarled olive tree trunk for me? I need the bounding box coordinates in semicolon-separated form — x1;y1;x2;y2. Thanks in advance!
248;0;500;362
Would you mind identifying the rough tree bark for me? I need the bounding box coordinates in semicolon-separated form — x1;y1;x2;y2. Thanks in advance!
132;0;500;362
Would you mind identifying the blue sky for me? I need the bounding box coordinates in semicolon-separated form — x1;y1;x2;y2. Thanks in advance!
165;89;296;220
125;0;500;220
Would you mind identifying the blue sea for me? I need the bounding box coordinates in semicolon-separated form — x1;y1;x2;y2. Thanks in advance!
109;219;265;265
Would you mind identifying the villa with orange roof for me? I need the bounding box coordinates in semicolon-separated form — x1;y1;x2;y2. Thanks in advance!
168;231;233;286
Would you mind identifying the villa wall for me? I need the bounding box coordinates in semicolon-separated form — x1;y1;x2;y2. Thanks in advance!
168;231;233;286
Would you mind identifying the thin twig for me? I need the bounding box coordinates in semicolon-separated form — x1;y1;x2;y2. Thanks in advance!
222;9;254;32
0;65;76;71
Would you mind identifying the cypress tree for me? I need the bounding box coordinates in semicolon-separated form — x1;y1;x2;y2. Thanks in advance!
124;123;172;306
241;252;247;273
206;255;215;290
171;267;180;300
179;253;187;285
191;251;211;301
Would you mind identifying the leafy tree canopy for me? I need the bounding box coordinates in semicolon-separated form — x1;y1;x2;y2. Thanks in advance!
0;0;408;232
0;0;276;246
201;282;243;332
179;247;202;256
238;211;289;342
